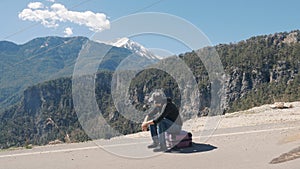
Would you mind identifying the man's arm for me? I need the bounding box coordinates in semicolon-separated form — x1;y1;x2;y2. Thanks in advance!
142;110;155;131
141;105;162;130
152;103;167;124
142;120;155;129
143;115;149;122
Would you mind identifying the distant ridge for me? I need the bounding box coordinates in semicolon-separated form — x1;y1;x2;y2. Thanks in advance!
0;36;161;111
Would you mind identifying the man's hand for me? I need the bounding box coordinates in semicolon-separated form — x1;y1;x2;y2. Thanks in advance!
141;122;148;131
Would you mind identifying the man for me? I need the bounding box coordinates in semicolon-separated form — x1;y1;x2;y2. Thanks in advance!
142;92;182;152
142;104;159;148
142;92;163;148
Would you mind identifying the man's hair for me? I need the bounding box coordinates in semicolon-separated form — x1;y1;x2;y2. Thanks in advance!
149;91;165;104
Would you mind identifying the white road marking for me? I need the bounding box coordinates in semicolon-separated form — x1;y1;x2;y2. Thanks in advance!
0;125;299;159
197;126;300;139
0;146;99;158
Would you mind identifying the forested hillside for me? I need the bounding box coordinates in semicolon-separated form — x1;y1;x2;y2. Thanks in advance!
1;30;299;149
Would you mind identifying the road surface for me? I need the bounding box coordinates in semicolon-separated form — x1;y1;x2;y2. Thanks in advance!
1;121;300;169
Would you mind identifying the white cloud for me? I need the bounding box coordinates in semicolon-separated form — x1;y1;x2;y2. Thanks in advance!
28;2;44;9
19;2;110;32
64;27;73;37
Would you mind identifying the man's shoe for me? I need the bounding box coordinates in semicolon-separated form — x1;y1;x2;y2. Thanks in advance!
165;146;179;153
153;146;167;152
147;143;159;149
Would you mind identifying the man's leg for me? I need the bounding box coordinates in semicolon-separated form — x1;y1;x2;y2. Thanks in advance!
148;124;159;148
154;119;173;152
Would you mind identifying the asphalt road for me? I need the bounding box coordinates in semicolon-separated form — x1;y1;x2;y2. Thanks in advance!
1;121;300;169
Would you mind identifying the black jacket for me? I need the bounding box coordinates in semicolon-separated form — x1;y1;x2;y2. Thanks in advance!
152;101;182;126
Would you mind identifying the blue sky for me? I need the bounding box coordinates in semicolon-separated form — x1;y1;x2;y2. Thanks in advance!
1;0;300;54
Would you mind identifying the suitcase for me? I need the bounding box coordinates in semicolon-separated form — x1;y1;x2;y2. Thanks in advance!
165;130;192;149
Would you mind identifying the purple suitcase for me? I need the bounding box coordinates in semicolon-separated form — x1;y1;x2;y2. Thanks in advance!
165;130;192;149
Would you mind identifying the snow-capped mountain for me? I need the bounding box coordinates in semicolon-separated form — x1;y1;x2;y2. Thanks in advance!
106;37;163;60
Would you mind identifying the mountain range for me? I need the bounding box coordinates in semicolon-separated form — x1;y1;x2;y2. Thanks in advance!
0;30;300;149
0;36;159;111
103;37;162;60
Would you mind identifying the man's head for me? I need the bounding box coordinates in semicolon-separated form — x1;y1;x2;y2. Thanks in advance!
148;90;166;105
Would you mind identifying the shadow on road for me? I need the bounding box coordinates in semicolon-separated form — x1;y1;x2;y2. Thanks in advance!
270;146;300;164
166;143;217;154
